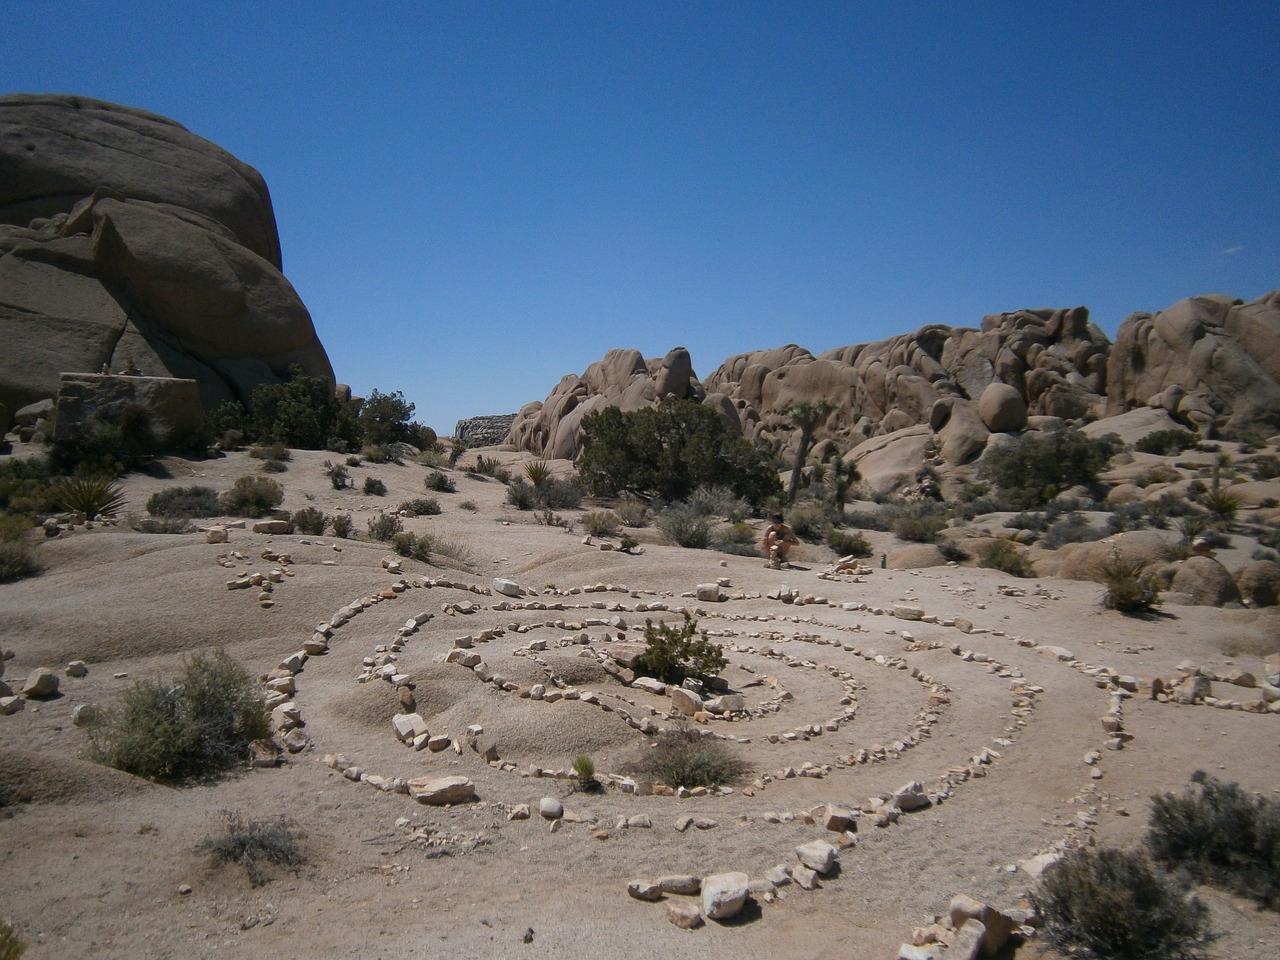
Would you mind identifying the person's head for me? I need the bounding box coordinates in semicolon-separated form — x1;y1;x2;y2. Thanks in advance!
771;513;785;524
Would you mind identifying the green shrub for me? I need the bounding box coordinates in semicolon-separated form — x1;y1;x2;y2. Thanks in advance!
1135;429;1198;456
631;728;746;790
362;476;387;496
248;366;357;450
656;504;714;548
583;510;622;537
688;484;751;521
1148;771;1280;909
634;614;725;685
391;531;431;563
471;455;511;483
844;508;892;532
980;426;1122;508
429;535;474;566
787;500;835;542
571;754;600;792
1033;846;1209;960
424;471;456;493
524;460;551;487
978;540;1036;577
366;512;402;541
826;527;871;558
198;810;306;887
0;919;27;960
537;477;582;509
1044;512;1103;549
147;486;223;518
221;476;284;517
357;388;415;447
458;499;478;512
360;443;400;464
506;477;537;510
0;541;39;584
1101;553;1160;614
323;461;351;490
52;475;126;520
330;514;353;538
397;497;441;517
0;456;58;516
1199;487;1244;525
577;398;782;508
0;515;32;543
87;649;269;783
1249;454;1280;481
291;507;327;535
889;502;948;543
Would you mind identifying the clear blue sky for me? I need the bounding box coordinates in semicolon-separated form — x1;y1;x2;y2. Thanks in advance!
6;2;1278;435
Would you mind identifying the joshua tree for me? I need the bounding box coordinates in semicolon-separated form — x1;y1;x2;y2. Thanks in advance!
785;399;836;502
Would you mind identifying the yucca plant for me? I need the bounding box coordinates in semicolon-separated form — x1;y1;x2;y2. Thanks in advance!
52;475;126;520
524;460;551;487
1200;487;1244;526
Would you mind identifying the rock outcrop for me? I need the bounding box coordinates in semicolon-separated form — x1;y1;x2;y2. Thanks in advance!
454;413;516;447
1107;292;1280;437
0;93;334;416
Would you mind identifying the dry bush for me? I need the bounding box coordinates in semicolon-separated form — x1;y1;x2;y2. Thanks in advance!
630;728;746;790
198;810;305;887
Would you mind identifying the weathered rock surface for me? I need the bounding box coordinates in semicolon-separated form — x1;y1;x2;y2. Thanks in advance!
700;871;750;920
0;93;333;415
407;775;475;805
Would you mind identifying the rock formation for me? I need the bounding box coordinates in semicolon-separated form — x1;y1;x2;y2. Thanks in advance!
0;93;333;416
506;294;1280;489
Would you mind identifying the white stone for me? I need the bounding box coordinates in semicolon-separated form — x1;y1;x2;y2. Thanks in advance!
701;871;750;920
539;797;564;820
795;839;839;875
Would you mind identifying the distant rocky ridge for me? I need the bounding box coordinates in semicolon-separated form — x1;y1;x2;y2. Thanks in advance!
508;292;1280;490
0;93;334;417
454;414;517;447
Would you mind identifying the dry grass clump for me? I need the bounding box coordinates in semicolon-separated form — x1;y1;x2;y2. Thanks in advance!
198;810;306;887
629;728;746;790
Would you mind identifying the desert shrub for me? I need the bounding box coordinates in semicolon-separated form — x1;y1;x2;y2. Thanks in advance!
391;531;432;563
346;454;362;467
323;461;351;490
632;728;746;790
614;497;650;527
1249;454;1280;481
1148;770;1280;909
577;398;782;508
620;535;639;551
248;441;290;462
362;476;387;496
471;455;511;483
87;649;269;783
1135;429;1198;456
571;754;600;792
634;614;725;685
429;535;474;566
657;504;714;549
458;499;478;512
978;540;1036;577
366;512;402;541
397;497;441;517
417;448;450;469
1106;503;1152;534
1043;512;1103;548
0;541;39;584
52;475;126;520
889;502;948;543
291;506;327;535
221;476;284;517
248;366;358;450
1199;487;1244;525
688;484;751;522
582;510;622;537
360;443;401;464
536;476;582;509
712;520;757;556
0;515;32;543
787;500;835;542
1033;846;1209;960
827;527;871;558
0;455;58;516
506;477;537;510
979;426;1122;508
937;541;971;563
198;810;306;887
330;514;353;538
357;388;416;447
524;460;551;487
145;486;223;519
536;509;571;530
0;919;27;960
1101;553;1160;614
259;458;288;473
424;471;456;493
1134;466;1183;488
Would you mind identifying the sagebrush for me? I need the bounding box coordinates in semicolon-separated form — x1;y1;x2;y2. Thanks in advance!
198;810;306;886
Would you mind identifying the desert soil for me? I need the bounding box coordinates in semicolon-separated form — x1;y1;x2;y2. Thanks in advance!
2;447;1278;960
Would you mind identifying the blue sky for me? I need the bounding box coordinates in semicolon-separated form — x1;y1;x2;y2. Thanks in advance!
6;2;1278;434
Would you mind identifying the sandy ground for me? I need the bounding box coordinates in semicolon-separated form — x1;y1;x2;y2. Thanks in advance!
2;446;1279;960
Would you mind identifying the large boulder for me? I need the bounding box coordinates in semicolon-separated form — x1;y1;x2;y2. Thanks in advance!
1107;292;1280;437
1057;531;1175;584
1237;560;1280;608
0;94;334;415
1153;557;1242;607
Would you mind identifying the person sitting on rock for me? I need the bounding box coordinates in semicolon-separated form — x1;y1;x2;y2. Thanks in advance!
762;514;799;569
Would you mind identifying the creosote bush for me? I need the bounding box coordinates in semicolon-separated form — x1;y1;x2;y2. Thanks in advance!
397;497;441;517
632;728;746;790
146;485;223;519
221;476;284;517
392;531;432;563
582;510;622;537
362;476;387;496
656;503;714;549
198;810;306;887
1148;770;1280;909
330;513;354;538
86;649;269;783
978;540;1036;578
634;614;725;685
614;497;650;527
1033;846;1209;960
366;512;402;542
889;502;948;543
0;541;39;584
291;506;328;535
424;471;456;493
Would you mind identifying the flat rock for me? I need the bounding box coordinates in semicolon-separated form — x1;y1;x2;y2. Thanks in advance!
407;775;475;806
